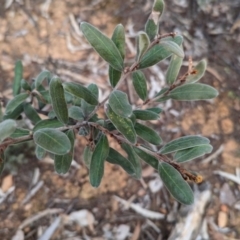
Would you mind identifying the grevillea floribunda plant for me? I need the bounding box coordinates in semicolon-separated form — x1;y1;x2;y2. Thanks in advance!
0;0;218;205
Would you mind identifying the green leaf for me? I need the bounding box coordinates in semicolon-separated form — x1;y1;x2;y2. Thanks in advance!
133;109;159;120
158;162;194;205
33;128;71;155
0;119;17;142
132;71;148;101
109;90;132;118
168;83;219;101
121;143;142;179
174;144;213;163
160;40;184;58
106;148;135;175
139;35;183;69
186;59;207;83
10;128;30;138
63;82;98;105
166;49;183;85
112;24;125;59
134;122;162;145
159;135;210;154
109;66;122;88
83;146;93;169
49;77;68;124
106;104;136;144
3;103;24;120
89;134;109;187
153;0;165;13
81;83;98;117
80;22;124;71
21;79;31;91
68;106;84;122
33;119;64;132
5;92;29;115
0;151;5;176
154;87;169;97
35;70;51;90
133;147;158;170
145;19;158;41
54;129;75;174
23;103;41;124
13;60;23;96
146;107;162;114
35;145;46;160
136;31;150;62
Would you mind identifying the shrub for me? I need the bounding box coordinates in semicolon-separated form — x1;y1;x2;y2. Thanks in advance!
0;0;218;205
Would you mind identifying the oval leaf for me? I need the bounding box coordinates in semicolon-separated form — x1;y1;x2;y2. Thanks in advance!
89;134;109;187
54;129;75;174
49;77;68;124
23;103;41;124
106;148;135;175
166;50;183;85
159;40;184;58
109;90;132;117
106;104;136;144
10;128;30;138
112;24;125;59
133;147;158;170
132;71;148;101
139;35;183;69
169;83;219;101
136;31;150;62
134;122;162;145
68;106;84;122
33;119;64;132
133;109;159;120
13;60;23;96
145;18;158;41
21;79;31;91
174;144;213;163
33;128;71;155
109;66;122;88
146;107;162;114
159;135;210;154
0;119;17;142
63;82;98;105
158;162;194;205
35;70;51;90
5;93;29;115
3;103;24;120
80;22;124;71
35;145;46;160
186;59;207;83
83;146;93;169
121;143;142;179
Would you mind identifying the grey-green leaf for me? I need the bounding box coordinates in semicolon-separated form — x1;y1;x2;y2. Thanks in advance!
109;66;122;88
135;122;162;145
3;103;24;120
121;143;142;179
133;109;159;120
33;128;71;155
158;162;194;205
35;70;51;90
132;71;148;101
174;144;213;163
21;79;31;91
139;35;183;69
133;147;158;170
106;104;136;144
136;31;150;62
159;135;210;154
166;49;183;85
5;93;29;115
186;59;207;83
107;148;135;176
63;82;98;105
13;60;23;96
68;106;84;122
145;19;158;41
89;134;109;187
23;103;41;124
54;129;75;174
33;119;64;132
49;77;68;124
83;146;93;169
35;145;46;160
10;128;30;138
109;90;132;118
112;24;125;59
0;119;17;142
80;22;124;71
146;107;162;114
169;83;219;101
159;40;184;58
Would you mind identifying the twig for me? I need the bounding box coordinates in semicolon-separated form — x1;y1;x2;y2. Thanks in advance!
214;170;240;185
